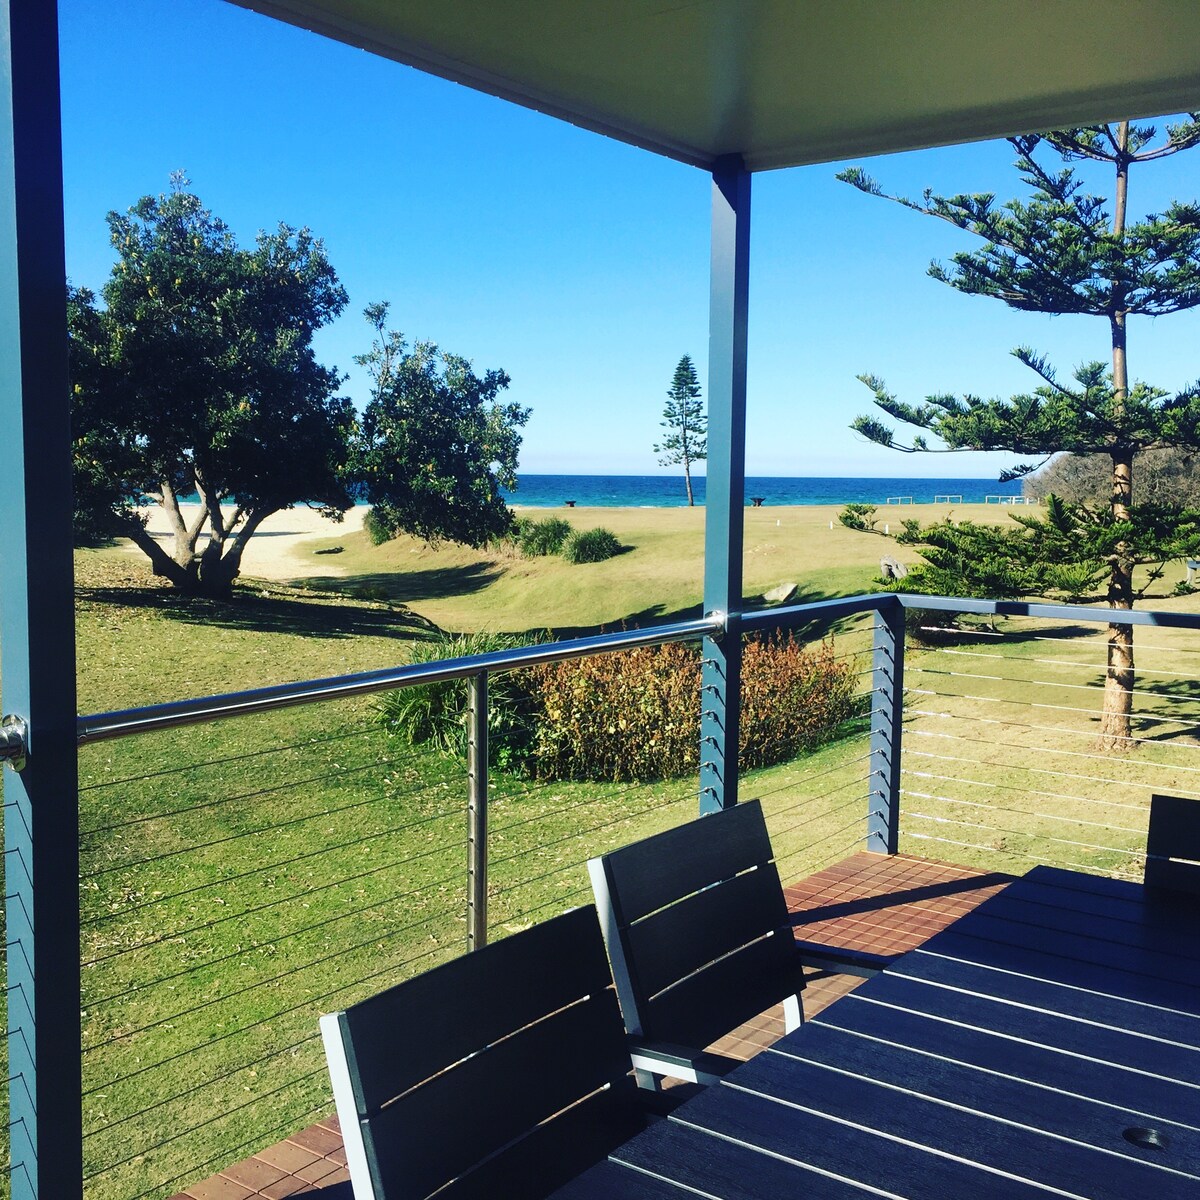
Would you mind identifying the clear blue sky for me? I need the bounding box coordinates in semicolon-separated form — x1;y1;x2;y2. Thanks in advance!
58;0;1200;479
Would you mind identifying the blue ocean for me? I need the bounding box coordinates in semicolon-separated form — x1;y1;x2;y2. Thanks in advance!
499;475;1009;508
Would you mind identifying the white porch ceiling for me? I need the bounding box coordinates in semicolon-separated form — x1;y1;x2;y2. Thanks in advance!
228;1;1200;170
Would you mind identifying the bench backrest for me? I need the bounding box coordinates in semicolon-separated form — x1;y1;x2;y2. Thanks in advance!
588;798;803;1050
1146;793;1200;895
321;905;640;1200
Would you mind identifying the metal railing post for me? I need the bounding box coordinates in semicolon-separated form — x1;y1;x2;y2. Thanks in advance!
467;672;489;949
868;599;905;854
700;154;751;815
1;4;84;1196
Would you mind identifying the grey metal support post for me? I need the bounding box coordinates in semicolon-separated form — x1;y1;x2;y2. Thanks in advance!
466;672;488;949
1;2;84;1196
700;155;751;815
868;599;905;854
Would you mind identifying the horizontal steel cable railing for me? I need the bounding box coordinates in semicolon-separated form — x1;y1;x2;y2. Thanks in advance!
62;588;1200;1198
896;593;1200;881
70;602;885;1199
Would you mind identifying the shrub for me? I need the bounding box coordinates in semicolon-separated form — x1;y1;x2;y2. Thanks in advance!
527;634;860;782
380;629;861;782
519;516;572;556
376;630;543;771
838;503;878;532
563;527;622;563
363;506;392;546
739;637;860;770
529;642;701;782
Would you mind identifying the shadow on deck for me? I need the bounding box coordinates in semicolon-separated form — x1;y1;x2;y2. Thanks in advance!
170;852;1013;1200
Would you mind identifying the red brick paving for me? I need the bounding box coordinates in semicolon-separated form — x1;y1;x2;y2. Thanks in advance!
169;1115;350;1200
785;850;1014;966
171;851;1010;1199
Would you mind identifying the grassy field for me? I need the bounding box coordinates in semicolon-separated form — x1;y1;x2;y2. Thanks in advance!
296;502;986;634
5;502;1200;1198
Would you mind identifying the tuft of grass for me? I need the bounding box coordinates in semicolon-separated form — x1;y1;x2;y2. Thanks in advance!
376;629;545;770
562;526;622;563
518;516;573;557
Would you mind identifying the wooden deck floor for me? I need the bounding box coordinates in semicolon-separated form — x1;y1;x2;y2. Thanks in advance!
169;852;1013;1200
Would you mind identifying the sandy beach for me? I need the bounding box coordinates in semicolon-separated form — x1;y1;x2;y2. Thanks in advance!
133;503;366;581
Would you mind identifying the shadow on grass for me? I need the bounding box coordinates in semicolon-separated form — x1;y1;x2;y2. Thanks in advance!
530;585;843;642
302;561;502;604
76;583;437;642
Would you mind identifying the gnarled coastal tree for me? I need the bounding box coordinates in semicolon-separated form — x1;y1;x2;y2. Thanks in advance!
840;118;1200;749
353;302;529;546
69;174;354;596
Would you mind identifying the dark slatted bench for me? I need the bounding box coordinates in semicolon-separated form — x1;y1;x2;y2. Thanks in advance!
170;852;1011;1199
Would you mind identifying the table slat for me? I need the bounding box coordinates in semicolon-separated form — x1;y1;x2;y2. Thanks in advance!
669;1082;1078;1199
768;1023;1200;1175
892;948;1200;1041
917;928;1200;1012
817;990;1200;1126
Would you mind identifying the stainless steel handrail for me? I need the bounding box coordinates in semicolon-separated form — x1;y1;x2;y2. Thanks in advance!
896;593;1200;629
77;614;725;745
739;593;884;633
78;589;1200;746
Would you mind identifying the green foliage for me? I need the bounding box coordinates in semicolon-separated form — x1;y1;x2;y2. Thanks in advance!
841;120;1200;321
530;642;700;781
518;516;573;556
655;354;707;504
376;630;544;771
838;503;879;532
68;285;146;544
563;527;622;563
529;636;859;782
896;496;1200;604
354;302;529;548
378;631;860;783
739;637;863;770
851;364;1200;463
362;507;392;546
68;173;353;592
841;121;1200;471
895;519;1038;601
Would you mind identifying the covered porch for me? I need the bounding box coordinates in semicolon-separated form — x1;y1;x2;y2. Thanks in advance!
5;3;1200;1199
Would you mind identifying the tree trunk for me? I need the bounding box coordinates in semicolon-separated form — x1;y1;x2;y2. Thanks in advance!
684;456;695;507
123;474;274;599
1099;447;1135;750
196;509;267;599
1099;120;1134;751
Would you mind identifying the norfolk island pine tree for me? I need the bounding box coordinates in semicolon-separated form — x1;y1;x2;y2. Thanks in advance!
839;117;1200;750
655;354;707;506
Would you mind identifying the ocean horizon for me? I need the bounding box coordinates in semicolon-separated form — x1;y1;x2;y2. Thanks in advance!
499;474;1018;508
170;474;1023;510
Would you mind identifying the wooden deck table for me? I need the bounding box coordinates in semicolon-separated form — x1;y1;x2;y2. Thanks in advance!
551;865;1200;1199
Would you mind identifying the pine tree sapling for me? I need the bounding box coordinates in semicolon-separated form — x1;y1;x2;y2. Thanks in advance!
838;503;879;532
841;116;1200;749
655;354;707;506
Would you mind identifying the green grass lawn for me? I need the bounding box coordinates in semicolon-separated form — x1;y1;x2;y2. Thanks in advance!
5;507;1200;1199
296;502;959;633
